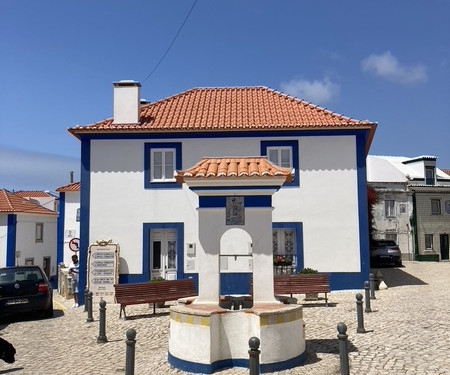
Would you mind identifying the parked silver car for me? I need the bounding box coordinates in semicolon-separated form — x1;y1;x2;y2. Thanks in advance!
370;240;403;267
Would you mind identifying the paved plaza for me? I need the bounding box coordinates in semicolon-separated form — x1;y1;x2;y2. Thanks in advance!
1;261;449;374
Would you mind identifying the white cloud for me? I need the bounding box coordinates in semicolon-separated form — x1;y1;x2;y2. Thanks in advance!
279;77;340;105
361;51;427;85
0;145;79;191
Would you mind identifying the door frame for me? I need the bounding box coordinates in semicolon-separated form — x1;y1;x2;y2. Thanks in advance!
143;223;184;281
149;228;178;280
440;234;449;261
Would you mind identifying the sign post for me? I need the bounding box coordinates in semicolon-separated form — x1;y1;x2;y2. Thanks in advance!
87;240;119;303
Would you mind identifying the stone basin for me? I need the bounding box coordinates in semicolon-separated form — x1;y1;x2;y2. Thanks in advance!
168;302;306;374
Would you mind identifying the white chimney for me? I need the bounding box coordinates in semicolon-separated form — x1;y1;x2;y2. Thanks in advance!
112;80;141;124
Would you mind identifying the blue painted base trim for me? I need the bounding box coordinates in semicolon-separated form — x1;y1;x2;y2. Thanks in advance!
167;350;306;374
260;351;307;373
327;272;369;291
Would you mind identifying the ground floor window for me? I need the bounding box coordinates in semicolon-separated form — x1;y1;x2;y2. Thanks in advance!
272;223;303;272
425;234;434;250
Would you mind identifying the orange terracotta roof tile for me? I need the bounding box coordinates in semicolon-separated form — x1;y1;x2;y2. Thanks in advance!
55;182;80;192
175;157;293;184
68;87;376;137
14;191;53;198
0;190;57;215
442;170;450;176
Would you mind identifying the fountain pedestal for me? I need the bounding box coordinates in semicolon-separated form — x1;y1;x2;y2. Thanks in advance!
168;303;305;374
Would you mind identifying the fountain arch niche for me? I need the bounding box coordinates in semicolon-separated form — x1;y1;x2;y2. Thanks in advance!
168;157;306;373
219;228;253;306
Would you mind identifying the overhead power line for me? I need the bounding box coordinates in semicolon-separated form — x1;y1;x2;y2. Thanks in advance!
141;0;198;84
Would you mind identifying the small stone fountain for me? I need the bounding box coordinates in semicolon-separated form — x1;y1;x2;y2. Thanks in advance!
168;157;306;373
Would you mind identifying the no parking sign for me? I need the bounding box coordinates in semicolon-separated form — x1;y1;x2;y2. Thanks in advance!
69;238;80;252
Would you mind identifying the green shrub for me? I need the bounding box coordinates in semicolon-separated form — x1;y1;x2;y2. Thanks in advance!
298;267;318;275
149;277;165;283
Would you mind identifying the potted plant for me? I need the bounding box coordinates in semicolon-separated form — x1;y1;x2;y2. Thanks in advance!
298;268;319;300
273;255;292;266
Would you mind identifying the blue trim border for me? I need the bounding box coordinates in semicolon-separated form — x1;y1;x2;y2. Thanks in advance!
273;222;303;270
56;192;65;266
6;214;17;267
118;223;185;284
167;350;306;374
144;142;182;189
261;140;299;187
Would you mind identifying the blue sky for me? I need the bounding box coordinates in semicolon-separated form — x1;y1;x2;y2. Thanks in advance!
1;0;449;191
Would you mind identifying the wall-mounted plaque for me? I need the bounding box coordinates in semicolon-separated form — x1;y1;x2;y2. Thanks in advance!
226;197;245;225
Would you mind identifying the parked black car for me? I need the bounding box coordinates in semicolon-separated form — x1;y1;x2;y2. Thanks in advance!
370;240;403;267
0;266;53;318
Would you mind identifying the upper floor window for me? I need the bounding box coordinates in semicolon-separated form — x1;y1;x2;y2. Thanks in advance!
261;140;299;187
267;147;292;169
144;143;182;189
151;149;175;182
35;223;43;242
425;167;435;185
76;208;81;222
385;200;395;218
431;199;441;215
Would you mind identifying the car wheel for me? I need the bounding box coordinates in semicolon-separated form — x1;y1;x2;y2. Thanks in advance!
395;260;403;267
43;305;54;318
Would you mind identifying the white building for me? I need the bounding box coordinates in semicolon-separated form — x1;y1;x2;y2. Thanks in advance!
68;81;377;302
367;155;450;261
0;189;57;282
55;182;80;266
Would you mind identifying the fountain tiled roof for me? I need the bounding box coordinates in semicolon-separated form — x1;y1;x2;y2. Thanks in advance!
175;157;293;184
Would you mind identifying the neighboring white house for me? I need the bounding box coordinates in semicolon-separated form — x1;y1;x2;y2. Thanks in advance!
367;155;450;261
67;81;377;302
55;182;80;267
0;189;58;282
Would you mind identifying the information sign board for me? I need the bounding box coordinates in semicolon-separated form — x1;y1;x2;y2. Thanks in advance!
87;240;119;303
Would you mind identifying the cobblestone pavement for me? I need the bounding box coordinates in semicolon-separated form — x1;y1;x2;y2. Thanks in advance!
1;261;449;374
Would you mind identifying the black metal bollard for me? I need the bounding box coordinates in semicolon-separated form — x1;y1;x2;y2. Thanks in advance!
84;288;89;312
369;273;376;300
125;329;137;375
86;291;94;323
364;281;372;313
337;323;350;375
97;299;107;343
248;336;261;375
355;293;366;333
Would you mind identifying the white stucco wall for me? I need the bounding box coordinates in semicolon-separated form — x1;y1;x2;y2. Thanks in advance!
62;191;81;266
0;215;7;267
14;213;57;273
88;134;362;275
273;136;361;272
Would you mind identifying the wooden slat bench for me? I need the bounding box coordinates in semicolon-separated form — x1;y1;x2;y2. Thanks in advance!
114;278;196;319
250;274;330;306
274;274;330;306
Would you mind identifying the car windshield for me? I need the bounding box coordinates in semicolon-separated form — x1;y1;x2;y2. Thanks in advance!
0;269;43;284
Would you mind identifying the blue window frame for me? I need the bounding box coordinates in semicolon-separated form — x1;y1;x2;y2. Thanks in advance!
261;140;299;186
144;143;182;189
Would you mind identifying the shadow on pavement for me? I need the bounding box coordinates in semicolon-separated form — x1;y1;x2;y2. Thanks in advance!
0;309;64;327
0;368;25;374
371;267;427;288
303;338;357;365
